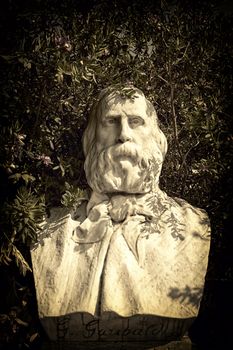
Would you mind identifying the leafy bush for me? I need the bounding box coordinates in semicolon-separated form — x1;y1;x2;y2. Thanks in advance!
0;0;232;346
1;0;232;273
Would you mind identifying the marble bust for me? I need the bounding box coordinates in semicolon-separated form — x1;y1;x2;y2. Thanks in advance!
31;86;211;344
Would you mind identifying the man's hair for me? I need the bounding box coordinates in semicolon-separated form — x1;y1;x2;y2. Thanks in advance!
82;85;167;159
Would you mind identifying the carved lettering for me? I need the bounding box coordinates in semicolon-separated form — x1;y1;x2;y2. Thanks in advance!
81;318;169;341
83;319;99;338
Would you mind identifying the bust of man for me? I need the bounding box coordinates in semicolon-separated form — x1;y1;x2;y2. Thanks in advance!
31;86;210;343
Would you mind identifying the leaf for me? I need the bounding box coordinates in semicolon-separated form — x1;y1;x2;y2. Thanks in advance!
61;185;87;208
30;333;39;342
12;245;32;276
9;173;22;183
0;314;10;323
0;54;16;62
49;140;54;150
15;318;29;327
21;174;36;184
60;164;65;176
0;251;12;265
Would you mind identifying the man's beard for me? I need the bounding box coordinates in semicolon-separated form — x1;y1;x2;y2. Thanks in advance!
84;141;163;194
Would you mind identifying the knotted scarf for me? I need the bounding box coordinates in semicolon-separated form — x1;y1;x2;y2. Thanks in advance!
71;192;155;264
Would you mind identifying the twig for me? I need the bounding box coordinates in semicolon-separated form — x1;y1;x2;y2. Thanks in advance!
168;60;183;160
155;73;169;85
179;141;200;171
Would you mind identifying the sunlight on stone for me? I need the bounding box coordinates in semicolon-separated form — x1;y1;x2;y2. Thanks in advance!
31;86;210;345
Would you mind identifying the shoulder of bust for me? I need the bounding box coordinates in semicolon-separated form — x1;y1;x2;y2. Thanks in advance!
42;201;88;226
174;197;211;238
33;202;88;247
173;197;207;215
162;196;210;239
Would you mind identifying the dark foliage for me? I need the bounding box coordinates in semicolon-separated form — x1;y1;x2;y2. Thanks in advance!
0;0;232;348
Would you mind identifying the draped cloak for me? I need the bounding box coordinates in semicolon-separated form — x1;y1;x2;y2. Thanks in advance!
31;189;210;326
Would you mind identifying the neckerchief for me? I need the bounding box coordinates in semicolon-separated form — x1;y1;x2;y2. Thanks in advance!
72;192;155;264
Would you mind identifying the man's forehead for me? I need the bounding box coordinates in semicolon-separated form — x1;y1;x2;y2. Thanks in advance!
102;93;148;115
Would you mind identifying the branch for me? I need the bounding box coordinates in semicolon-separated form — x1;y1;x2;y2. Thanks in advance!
168;60;183;160
155;73;169;85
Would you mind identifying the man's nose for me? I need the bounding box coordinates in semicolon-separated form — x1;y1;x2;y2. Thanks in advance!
118;119;132;143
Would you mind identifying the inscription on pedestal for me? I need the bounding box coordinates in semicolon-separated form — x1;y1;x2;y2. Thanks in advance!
42;313;192;342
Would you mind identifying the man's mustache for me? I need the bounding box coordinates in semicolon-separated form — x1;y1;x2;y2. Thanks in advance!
101;142;150;169
111;142;141;159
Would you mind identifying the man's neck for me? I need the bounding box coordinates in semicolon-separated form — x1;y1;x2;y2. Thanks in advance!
86;187;162;216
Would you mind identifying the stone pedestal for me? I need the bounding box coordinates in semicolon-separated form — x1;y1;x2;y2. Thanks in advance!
40;335;194;350
40;312;193;342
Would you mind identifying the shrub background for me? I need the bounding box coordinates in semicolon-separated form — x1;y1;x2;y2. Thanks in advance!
0;0;232;347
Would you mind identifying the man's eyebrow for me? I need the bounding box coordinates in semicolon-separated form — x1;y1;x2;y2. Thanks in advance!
104;114;121;119
128;115;145;119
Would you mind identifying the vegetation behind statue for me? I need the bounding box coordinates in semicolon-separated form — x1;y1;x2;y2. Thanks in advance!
0;0;232;347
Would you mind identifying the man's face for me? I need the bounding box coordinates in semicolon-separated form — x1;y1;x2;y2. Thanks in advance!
84;92;165;194
96;94;154;152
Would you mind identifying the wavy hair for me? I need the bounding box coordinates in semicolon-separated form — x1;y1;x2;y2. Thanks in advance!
82;86;167;160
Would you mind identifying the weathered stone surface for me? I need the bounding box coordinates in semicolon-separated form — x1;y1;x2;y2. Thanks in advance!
31;86;211;343
31;192;209;341
40;336;193;350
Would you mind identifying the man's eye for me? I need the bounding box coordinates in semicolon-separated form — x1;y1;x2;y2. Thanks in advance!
106;118;119;125
129;117;143;127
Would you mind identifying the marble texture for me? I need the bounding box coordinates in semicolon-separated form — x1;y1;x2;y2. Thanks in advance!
31;86;211;342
